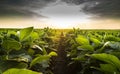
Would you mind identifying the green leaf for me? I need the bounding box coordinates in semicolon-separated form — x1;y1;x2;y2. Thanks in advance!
38;30;45;37
75;35;89;45
100;64;117;73
90;37;101;44
42;47;47;55
97;41;110;53
48;52;57;57
91;53;120;70
32;45;43;51
3;68;42;74
30;32;39;40
0;61;28;72
28;49;35;55
108;42;120;50
7;31;17;36
77;45;94;51
19;27;33;41
8;54;32;62
2;38;21;52
105;35;120;42
30;55;50;67
110;52;120;58
90;37;101;47
72;55;86;61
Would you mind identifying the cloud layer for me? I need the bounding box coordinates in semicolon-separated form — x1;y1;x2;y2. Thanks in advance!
62;0;120;19
0;0;56;17
0;0;120;19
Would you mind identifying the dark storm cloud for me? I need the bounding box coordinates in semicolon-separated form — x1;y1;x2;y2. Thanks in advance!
0;0;120;19
62;0;120;19
61;0;86;5
0;0;56;17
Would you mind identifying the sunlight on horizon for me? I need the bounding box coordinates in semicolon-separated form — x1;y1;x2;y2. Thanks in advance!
44;18;90;29
0;17;120;29
0;0;120;29
39;1;91;29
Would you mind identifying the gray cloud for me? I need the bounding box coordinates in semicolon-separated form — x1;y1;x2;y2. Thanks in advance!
0;0;56;17
61;0;86;5
0;0;120;19
62;0;120;19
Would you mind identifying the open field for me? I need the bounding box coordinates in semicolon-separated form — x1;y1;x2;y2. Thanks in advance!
0;27;120;74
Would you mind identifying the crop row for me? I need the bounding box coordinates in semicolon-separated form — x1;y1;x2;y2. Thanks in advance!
0;27;120;74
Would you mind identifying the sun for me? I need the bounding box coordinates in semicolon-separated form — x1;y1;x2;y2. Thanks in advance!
45;18;90;29
48;20;75;29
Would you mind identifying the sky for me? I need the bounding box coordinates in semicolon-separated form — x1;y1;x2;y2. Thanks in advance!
0;0;120;29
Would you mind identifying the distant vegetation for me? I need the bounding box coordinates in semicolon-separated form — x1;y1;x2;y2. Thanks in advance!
0;27;120;74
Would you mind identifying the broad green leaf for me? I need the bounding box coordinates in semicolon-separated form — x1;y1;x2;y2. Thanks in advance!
48;52;57;56
77;45;94;51
90;37;101;44
20;27;33;41
0;61;28;72
30;32;39;40
30;55;50;67
90;37;101;47
7;31;17;37
110;52;120;58
16;63;28;69
38;30;45;37
100;64;117;73
75;35;89;45
3;68;42;74
91;53;120;70
108;42;120;50
2;39;21;52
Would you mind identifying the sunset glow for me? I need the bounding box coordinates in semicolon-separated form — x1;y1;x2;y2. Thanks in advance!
0;0;120;29
0;17;120;29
